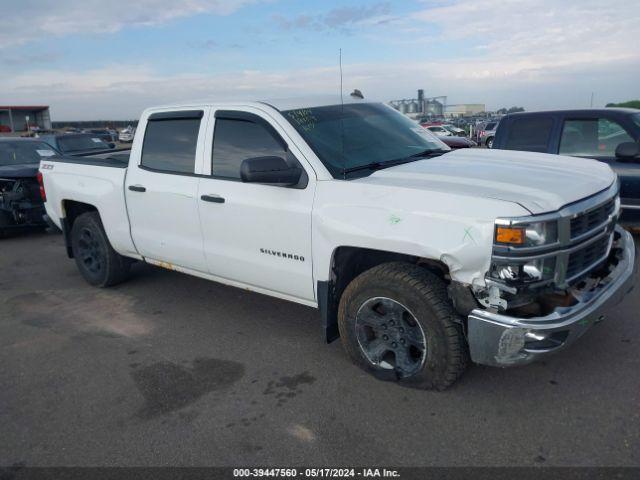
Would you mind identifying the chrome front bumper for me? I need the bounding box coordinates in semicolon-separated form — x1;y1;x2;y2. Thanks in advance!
468;227;637;367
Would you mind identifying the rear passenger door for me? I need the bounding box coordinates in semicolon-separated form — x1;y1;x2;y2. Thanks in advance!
500;116;555;153
196;108;316;303
125;109;209;272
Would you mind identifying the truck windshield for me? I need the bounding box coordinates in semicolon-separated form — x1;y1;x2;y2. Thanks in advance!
0;141;57;166
58;135;109;153
632;113;640;130
282;103;449;178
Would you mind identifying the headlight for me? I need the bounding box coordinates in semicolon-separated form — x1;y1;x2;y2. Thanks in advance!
490;257;556;284
495;220;558;247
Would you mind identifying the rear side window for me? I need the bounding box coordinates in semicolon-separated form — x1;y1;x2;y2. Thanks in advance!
212;118;287;179
504;117;553;152
141;116;201;173
559;118;633;157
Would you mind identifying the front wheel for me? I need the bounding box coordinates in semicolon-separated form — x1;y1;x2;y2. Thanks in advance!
70;211;131;287
338;262;468;390
486;137;494;148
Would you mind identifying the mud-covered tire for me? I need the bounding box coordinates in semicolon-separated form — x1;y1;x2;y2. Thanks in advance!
338;262;468;390
70;211;131;287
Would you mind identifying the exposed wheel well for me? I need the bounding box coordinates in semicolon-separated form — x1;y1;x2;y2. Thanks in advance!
61;200;98;257
318;246;451;343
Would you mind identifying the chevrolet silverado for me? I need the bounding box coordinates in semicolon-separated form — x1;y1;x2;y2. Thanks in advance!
39;98;636;389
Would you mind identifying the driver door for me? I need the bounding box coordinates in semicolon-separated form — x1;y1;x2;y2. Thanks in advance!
196;108;316;303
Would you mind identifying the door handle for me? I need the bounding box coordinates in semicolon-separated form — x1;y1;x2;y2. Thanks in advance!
201;194;225;204
128;185;146;192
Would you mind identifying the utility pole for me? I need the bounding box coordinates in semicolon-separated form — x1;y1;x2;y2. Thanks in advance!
590;92;594;108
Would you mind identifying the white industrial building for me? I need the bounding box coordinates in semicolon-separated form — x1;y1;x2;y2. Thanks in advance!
445;104;486;117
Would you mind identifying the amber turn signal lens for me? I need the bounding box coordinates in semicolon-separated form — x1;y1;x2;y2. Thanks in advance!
496;226;525;245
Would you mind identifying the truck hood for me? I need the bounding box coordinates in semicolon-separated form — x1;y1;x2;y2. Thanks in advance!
357;148;616;214
0;163;39;179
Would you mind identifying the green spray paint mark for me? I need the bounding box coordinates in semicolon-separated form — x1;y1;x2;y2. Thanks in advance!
389;214;402;225
463;227;477;245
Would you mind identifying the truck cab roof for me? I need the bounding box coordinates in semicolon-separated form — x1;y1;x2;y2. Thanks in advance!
146;95;368;114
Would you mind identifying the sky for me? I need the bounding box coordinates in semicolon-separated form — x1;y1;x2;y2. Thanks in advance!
1;0;639;120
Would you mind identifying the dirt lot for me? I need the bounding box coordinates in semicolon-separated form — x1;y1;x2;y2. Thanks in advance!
1;231;639;467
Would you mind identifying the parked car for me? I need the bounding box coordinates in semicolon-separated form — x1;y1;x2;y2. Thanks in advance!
84;128;118;143
40;99;635;390
38;133;115;156
439;136;477;149
425;125;452;137
118;126;135;143
0;138;57;237
442;124;466;136
493;109;640;228
478;121;498;148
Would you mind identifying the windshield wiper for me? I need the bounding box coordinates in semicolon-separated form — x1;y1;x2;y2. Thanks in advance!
408;149;449;158
342;149;448;175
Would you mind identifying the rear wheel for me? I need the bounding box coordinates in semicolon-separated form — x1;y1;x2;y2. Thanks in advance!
486;137;494;148
338;262;468;390
70;212;131;287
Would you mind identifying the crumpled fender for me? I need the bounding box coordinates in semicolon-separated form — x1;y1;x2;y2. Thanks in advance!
312;179;530;288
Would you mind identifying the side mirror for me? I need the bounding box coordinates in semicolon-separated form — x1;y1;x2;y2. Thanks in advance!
108;142;116;149
240;156;302;186
615;142;640;160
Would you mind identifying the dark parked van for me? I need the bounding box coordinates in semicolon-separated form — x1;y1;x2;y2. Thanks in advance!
493;109;640;227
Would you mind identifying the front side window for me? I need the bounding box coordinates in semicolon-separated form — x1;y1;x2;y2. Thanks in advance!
504;117;553;153
141;117;201;173
559;118;633;157
212;118;287;179
282;103;448;178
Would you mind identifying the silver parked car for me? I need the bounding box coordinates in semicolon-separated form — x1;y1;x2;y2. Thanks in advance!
479;121;498;148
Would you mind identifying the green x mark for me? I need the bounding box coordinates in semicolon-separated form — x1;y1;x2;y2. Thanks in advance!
463;227;476;245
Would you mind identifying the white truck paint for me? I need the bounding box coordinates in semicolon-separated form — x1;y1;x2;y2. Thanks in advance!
40;99;636;387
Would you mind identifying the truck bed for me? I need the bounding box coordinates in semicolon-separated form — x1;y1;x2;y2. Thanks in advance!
48;149;131;168
39;152;138;258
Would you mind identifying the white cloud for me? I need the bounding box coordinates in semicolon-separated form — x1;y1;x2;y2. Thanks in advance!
409;0;640;80
0;0;261;47
3;52;637;120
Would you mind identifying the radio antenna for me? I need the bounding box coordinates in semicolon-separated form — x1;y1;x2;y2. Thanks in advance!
340;48;346;179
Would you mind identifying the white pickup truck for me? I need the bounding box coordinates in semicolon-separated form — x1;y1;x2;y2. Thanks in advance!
40;97;636;389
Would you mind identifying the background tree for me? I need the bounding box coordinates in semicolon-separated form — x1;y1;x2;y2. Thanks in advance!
496;107;525;114
606;100;640;109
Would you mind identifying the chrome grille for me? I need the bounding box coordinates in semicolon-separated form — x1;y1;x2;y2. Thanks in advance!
570;197;616;239
566;234;612;282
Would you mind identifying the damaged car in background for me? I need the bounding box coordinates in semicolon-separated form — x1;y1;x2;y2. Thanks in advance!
0;139;53;237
